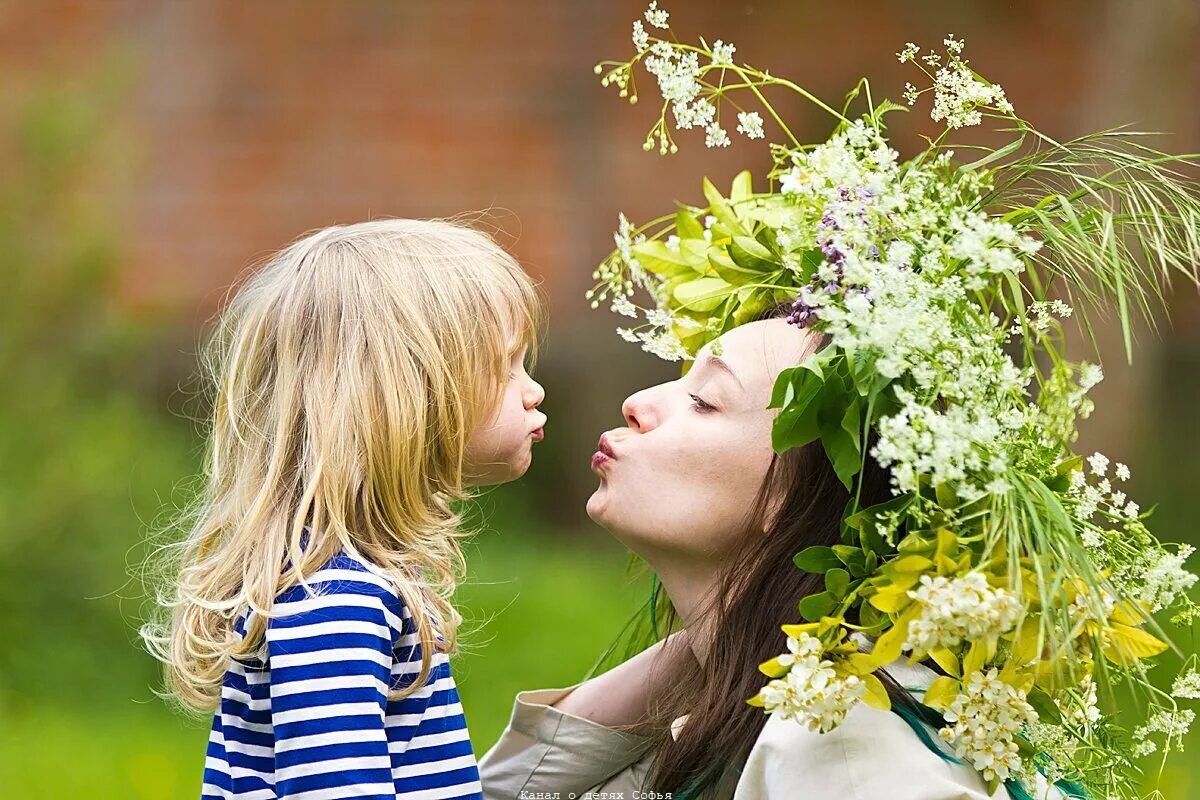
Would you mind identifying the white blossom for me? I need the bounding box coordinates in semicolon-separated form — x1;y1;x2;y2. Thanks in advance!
705;122;731;148
905;571;1022;652
736;111;765;140
711;39;736;65
610;295;638;318
632;20;649;51
644;1;669;29
755;633;865;733
1172;669;1200;700
940;669;1037;782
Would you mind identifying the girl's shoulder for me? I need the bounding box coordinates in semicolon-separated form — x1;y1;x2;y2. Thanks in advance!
275;549;407;616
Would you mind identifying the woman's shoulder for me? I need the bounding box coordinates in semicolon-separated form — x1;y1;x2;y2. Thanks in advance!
739;662;1009;800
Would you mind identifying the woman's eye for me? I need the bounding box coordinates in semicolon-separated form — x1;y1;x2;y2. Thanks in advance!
689;393;716;413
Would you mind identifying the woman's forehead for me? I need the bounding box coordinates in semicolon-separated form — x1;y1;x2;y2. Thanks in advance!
709;319;812;387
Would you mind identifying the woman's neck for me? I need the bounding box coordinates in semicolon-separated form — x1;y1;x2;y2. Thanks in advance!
652;558;720;669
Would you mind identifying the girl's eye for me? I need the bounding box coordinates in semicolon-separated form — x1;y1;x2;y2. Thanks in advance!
689;393;716;413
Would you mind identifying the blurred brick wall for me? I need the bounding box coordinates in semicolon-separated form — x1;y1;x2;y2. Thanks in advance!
3;0;1197;520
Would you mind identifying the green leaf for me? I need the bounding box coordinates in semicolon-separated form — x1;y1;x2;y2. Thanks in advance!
770;366;826;451
632;240;701;278
732;285;779;325
799;591;837;621
861;673;891;710
825;567;850;598
673;277;732;312
1025;689;1063;725
922;676;961;711
702;176;748;236
793;545;841;573
675;207;704;239
730;169;753;204
729;236;777;271
708;248;761;284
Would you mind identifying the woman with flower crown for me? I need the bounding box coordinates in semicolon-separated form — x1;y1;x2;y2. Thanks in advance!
481;310;1057;799
482;4;1200;799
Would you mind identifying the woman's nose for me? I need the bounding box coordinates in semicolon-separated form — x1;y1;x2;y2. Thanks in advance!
621;389;655;432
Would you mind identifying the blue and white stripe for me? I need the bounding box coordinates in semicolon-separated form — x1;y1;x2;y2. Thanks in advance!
201;552;483;800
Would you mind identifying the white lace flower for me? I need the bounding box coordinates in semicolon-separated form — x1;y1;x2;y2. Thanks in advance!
1172;669;1200;700
1114;462;1131;481
632;20;650;51
1087;452;1109;477
1133;709;1195;757
644;1;669;29
939;669;1037;782
736;111;764;140
610;296;638;318
705;122;731;148
1137;546;1197;611
904;571;1022;652
711;39;736;65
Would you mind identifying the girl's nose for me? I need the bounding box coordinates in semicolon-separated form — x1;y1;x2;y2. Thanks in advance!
524;378;545;409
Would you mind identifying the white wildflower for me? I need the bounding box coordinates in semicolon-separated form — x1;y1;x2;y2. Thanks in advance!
1055;674;1102;728
736;111;765;140
705;122;731;148
1078;363;1104;391
1087;452;1109;477
940;669;1037;782
897;42;920;63
711;39;736;65
1115;462;1131;481
1133;709;1195;757
930;58;1012;129
1137;546;1197;611
632;20;650;51
755;633;865;734
1172;669;1200;700
638;329;689;361
905;571;1022;653
644;1;669;29
616;327;640;343
610;295;638;318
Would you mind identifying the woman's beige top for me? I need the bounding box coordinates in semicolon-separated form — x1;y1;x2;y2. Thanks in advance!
479;659;1066;799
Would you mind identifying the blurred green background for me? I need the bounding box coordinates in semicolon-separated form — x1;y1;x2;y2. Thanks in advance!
1;1;1197;797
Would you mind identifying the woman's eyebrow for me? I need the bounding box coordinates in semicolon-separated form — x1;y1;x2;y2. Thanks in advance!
704;354;743;389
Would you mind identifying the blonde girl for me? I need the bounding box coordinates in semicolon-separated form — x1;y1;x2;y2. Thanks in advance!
143;218;546;800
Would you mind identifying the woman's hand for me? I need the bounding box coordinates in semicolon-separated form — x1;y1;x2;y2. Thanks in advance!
551;628;697;733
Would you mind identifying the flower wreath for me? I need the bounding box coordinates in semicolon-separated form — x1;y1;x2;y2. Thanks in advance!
591;4;1200;798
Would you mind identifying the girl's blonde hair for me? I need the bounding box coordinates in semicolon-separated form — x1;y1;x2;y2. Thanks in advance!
143;217;542;711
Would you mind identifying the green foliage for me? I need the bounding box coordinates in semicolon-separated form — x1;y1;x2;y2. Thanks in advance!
0;67;194;705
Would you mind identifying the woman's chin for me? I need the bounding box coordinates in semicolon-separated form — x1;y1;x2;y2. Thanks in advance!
585;484;609;523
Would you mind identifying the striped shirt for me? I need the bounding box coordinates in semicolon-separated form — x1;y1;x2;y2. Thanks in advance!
201;551;483;800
